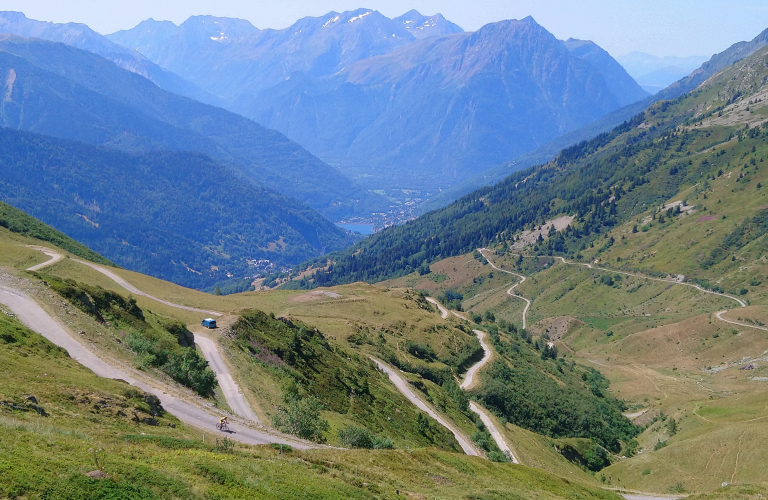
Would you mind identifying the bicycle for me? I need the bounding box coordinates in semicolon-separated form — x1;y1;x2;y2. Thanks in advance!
217;421;229;432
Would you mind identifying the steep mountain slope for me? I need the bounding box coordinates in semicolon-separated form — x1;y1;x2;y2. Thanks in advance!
109;12;646;191
564;39;647;106
0;127;355;288
429;26;768;210
0;35;385;220
394;10;464;39
249;17;648;187
0;11;214;104
279;43;768;288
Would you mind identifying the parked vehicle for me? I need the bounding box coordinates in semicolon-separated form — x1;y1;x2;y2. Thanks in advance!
201;318;217;329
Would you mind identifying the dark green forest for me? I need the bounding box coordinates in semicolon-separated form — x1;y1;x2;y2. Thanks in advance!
0;127;356;289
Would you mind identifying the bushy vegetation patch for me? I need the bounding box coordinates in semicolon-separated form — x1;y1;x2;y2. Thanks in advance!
475;326;639;456
227;310;460;450
37;274;216;396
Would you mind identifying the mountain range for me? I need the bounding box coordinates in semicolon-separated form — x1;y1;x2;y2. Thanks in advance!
107;10;648;189
0;33;387;221
283;40;768;288
0;11;215;105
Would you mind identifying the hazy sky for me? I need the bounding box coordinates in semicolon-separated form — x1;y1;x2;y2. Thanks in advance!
1;0;767;58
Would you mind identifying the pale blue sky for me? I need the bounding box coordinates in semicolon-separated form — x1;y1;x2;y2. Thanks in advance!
1;0;767;58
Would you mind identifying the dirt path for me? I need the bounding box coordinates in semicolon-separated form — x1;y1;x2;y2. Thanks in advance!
24;247;262;428
0;284;310;449
715;310;768;332
369;356;480;456
426;297;449;319
478;249;530;329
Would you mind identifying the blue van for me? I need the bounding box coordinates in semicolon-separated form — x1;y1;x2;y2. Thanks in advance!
201;318;217;329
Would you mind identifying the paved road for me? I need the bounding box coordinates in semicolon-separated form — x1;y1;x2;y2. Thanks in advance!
25;247;262;429
195;335;261;423
25;245;64;271
552;256;746;308
369;356;480;456
460;329;491;391
0;285;310;449
426;297;449;319
469;402;519;464
72;258;222;317
461;324;519;463
478;249;530;329
427;295;519;463
621;495;682;500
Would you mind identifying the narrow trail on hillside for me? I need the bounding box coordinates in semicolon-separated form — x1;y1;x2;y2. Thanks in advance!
0;284;310;449
23;247;263;427
478;248;530;328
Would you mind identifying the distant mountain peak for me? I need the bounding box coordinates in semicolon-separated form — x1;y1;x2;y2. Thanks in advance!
178;15;259;41
393;9;462;39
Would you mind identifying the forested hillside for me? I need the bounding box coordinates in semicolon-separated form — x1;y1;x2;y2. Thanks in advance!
0;201;112;266
0;128;356;289
280;44;768;288
0;36;385;220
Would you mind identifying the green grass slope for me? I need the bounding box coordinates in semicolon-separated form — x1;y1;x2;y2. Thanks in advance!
0;308;624;499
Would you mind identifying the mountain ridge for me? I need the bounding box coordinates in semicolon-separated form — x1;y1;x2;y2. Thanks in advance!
0;11;216;105
107;12;647;193
0;35;387;220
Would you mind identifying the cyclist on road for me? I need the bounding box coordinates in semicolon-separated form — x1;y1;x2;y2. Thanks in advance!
218;416;228;430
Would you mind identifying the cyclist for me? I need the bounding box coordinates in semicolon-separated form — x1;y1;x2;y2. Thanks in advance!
218;416;228;430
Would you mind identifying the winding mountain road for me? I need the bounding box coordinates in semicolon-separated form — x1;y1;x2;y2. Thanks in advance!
426;297;449;319
72;258;222;317
551;255;747;308
22;248;267;428
460;329;491;391
0;284;308;449
715;310;768;332
25;245;64;271
369;357;480;456
479;248;530;328
426;291;520;463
